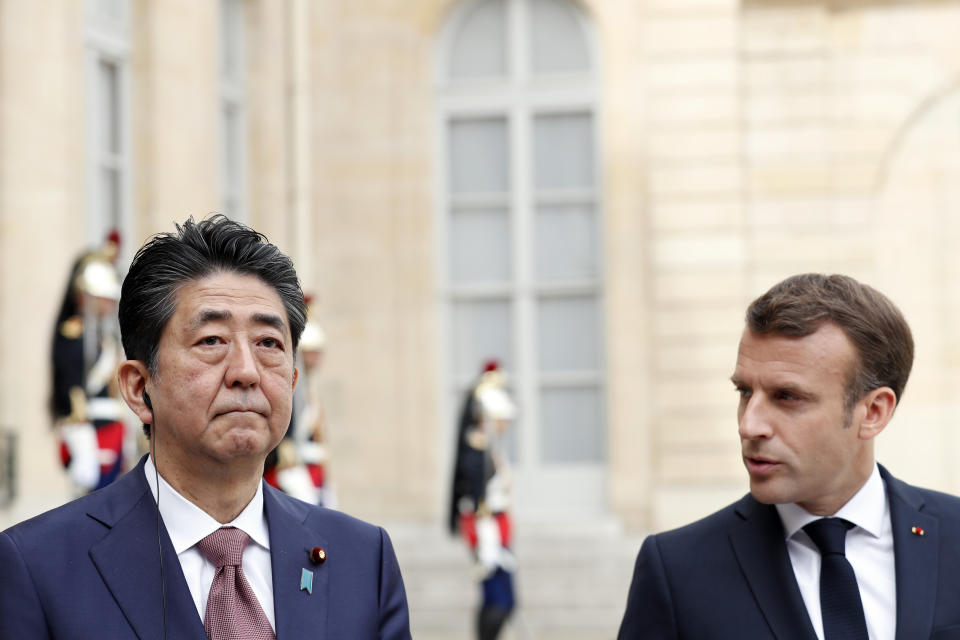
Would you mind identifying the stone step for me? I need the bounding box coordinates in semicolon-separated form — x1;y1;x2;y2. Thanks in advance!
388;520;643;639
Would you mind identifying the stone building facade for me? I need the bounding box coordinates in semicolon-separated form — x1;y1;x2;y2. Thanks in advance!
1;0;959;535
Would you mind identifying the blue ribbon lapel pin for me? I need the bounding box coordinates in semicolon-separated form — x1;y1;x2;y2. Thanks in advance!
300;568;314;595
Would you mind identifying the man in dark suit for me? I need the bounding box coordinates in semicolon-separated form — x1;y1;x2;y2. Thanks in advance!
619;273;960;640
0;216;411;639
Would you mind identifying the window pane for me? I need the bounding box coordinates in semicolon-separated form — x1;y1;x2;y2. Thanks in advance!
533;113;594;190
451;299;513;379
535;203;596;281
449;117;509;195
450;206;511;284
223;196;238;219
540;386;603;462
530;0;589;75
90;0;128;31
450;0;506;79
537;295;599;372
98;60;120;154
101;167;121;229
221;104;242;212
221;0;244;81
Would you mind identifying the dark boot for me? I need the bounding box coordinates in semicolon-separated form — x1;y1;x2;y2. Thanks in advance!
477;605;511;640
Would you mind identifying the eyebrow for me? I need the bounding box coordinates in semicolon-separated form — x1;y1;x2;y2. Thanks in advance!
253;312;287;333
189;309;231;331
775;383;813;399
188;309;287;333
729;375;813;399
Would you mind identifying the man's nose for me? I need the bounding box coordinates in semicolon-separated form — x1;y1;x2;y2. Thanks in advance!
226;341;260;387
738;396;773;440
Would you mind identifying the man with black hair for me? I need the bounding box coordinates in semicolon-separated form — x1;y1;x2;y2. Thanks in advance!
0;216;411;639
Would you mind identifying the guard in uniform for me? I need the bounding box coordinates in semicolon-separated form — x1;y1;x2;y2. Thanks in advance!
449;360;518;640
50;234;126;492
263;295;334;506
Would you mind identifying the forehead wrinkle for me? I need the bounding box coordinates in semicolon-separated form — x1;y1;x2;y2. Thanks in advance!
186;309;286;335
736;353;832;403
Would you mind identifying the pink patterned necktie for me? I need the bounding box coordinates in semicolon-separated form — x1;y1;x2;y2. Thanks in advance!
195;527;276;640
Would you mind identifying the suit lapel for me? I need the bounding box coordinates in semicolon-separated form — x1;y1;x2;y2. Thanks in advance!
265;485;329;639
87;458;207;640
881;466;939;640
729;496;818;640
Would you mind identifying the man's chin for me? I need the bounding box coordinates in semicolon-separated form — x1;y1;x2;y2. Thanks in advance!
748;479;789;506
217;429;274;459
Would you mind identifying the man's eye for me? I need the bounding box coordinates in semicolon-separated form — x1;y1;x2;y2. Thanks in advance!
775;391;798;401
261;338;282;349
735;387;752;399
201;336;221;346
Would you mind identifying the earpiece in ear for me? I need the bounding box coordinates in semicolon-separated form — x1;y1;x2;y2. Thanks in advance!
142;390;153;411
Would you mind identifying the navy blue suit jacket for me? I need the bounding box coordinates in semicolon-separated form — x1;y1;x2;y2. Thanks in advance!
618;466;960;639
0;456;411;639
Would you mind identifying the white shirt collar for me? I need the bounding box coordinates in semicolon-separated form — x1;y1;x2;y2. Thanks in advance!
776;463;887;540
143;455;270;555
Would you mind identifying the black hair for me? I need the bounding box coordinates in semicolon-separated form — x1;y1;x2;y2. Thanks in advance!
118;215;306;435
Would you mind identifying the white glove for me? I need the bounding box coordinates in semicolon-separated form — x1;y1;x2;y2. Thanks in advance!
276;465;322;504
61;422;100;490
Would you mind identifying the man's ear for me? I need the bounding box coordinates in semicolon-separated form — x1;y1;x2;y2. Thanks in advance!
857;386;897;441
117;360;153;425
292;366;299;392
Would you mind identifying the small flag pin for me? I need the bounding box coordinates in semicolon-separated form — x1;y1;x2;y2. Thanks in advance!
300;568;314;594
911;526;925;537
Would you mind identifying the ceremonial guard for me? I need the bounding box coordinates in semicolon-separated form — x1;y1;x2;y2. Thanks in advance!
50;233;127;492
263;295;334;506
449;360;518;640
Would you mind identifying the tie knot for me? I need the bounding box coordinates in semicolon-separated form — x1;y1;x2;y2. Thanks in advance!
196;527;250;568
804;518;854;556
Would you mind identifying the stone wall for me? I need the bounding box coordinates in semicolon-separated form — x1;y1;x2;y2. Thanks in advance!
2;0;960;534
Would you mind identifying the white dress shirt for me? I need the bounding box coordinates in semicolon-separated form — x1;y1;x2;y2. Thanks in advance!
144;456;275;630
776;464;895;640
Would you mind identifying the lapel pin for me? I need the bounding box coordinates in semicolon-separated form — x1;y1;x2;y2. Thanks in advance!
911;526;926;536
310;546;327;565
300;568;314;594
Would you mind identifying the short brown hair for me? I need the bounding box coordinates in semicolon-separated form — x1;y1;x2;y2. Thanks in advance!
746;273;914;409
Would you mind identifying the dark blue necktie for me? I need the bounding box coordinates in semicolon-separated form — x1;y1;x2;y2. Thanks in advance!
803;518;869;640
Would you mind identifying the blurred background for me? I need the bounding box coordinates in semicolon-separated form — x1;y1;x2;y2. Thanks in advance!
2;0;960;637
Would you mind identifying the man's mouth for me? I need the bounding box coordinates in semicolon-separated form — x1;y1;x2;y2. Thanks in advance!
217;407;265;417
744;457;781;475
